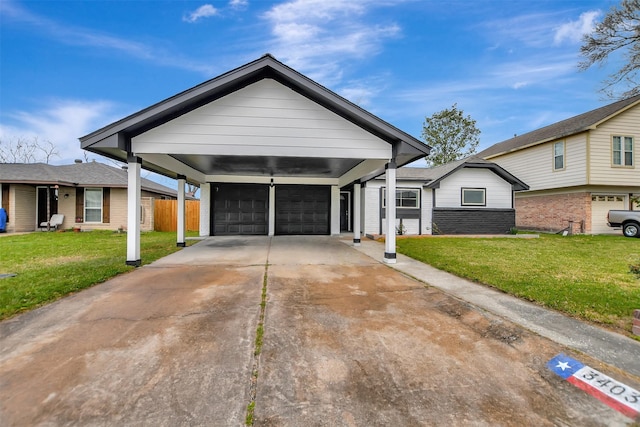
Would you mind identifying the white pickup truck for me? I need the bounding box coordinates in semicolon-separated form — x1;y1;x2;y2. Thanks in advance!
607;210;640;237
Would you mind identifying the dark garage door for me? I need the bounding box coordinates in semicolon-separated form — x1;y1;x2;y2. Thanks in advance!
212;184;269;235
276;185;330;235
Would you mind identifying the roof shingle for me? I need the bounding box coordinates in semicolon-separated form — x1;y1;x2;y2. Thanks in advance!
478;94;640;158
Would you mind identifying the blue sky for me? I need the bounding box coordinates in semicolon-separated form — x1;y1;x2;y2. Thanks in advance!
0;0;624;181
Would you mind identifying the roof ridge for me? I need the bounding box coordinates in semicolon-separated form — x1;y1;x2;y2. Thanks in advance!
479;94;640;158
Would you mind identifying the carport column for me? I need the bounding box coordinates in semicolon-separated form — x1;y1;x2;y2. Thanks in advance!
353;183;361;246
268;184;275;236
199;183;210;236
126;156;142;266
330;186;340;235
177;175;186;247
384;161;397;264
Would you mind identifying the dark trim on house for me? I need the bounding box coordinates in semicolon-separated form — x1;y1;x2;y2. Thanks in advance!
2;184;9;222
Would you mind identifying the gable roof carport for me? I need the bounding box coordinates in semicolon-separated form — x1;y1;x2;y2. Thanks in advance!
79;54;430;265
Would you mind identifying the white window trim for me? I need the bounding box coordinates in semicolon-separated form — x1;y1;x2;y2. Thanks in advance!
612;135;634;167
553;141;565;171
461;188;486;206
84;188;103;223
382;187;420;209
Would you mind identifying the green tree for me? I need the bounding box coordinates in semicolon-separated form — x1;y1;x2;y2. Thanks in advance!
421;104;480;167
579;0;640;99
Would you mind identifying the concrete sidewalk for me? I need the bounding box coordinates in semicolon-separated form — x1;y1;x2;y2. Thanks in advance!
349;238;640;378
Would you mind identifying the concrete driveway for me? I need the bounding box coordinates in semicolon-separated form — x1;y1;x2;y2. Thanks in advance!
0;236;637;426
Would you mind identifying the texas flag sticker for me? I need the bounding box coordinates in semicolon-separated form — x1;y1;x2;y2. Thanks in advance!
548;354;640;420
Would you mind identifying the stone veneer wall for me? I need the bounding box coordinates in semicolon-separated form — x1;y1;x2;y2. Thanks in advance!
515;192;591;234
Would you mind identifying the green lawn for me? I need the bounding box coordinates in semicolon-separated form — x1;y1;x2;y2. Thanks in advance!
0;231;195;320
397;234;640;337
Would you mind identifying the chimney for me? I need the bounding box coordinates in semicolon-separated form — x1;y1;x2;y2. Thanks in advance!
74;159;82;164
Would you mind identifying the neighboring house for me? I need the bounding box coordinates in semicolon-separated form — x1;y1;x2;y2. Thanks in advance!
479;95;640;235
79;54;431;265
362;157;528;236
0;161;177;233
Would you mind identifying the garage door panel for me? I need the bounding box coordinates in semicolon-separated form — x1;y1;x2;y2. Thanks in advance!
276;185;330;235
212;184;269;235
591;194;625;234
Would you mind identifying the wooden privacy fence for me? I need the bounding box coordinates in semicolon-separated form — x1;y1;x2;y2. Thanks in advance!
154;200;200;232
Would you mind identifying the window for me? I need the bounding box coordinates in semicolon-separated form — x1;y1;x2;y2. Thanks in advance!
382;188;420;208
612;136;634;166
461;188;486;206
84;188;103;223
553;141;564;170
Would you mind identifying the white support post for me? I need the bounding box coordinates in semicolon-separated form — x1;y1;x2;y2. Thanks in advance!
177;175;186;247
353;183;361;246
268;184;275;236
384;161;397;264
126;156;142;266
331;185;340;235
199;183;210;237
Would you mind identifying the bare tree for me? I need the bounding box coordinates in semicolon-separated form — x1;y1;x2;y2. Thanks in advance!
579;0;640;99
0;136;60;164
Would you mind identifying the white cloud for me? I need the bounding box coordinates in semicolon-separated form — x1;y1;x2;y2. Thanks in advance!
1;1;217;75
0;99;124;165
553;10;601;45
183;4;219;23
229;0;248;10
262;0;402;85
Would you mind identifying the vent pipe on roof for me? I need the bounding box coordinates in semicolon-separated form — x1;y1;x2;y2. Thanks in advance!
74;159;82;164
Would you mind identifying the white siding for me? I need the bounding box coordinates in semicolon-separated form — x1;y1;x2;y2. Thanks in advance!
363;185;381;235
364;180;427;235
589;106;640;185
422;188;433;235
435;168;513;208
491;134;587;192
382;218;419;235
132;79;392;159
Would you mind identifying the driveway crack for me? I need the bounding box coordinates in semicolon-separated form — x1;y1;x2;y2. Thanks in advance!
245;236;271;425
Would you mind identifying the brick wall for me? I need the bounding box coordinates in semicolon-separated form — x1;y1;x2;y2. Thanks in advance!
432;208;515;234
141;197;154;231
515;192;591;234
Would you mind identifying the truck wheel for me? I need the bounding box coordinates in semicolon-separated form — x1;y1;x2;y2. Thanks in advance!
622;222;640;238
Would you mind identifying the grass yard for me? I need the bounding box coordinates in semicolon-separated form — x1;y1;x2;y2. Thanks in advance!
0;231;195;320
397;234;640;337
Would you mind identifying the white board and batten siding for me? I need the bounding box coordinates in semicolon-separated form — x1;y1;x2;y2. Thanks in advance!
362;185;381;236
132;79;392;160
589;106;640;186
362;181;433;236
435;168;513;209
491;133;588;192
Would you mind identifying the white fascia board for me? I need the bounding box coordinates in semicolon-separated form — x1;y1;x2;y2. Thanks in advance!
338;159;388;188
207;175;339;186
140;153;206;183
132;140;390;159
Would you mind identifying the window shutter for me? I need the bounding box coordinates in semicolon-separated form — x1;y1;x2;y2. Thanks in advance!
75;187;84;223
103;188;110;223
2;184;9;222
